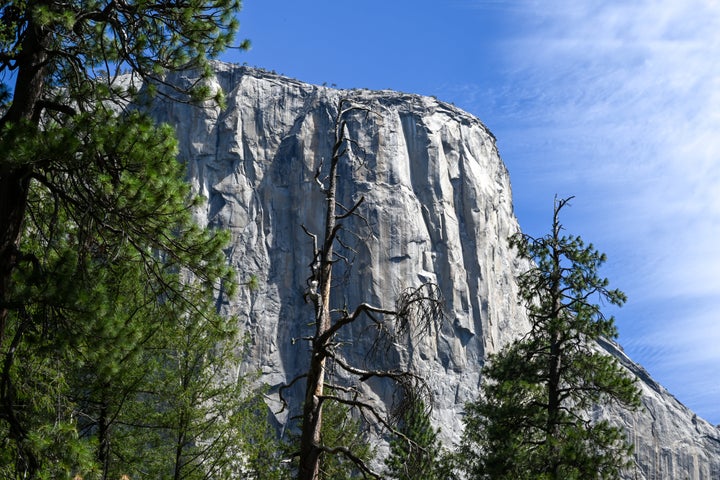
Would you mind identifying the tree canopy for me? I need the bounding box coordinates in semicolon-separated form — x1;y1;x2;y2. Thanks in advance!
385;398;446;480
0;1;259;477
459;196;641;480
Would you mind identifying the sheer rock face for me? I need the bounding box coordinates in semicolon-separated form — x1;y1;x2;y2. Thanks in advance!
148;63;720;478
598;339;720;479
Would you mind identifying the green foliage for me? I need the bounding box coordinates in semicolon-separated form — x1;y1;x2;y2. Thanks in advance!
0;0;262;477
231;392;290;480
317;401;374;480
93;297;281;480
1;0;245;107
459;197;641;480
245;273;260;292
1;193;282;479
286;401;374;480
385;399;445;480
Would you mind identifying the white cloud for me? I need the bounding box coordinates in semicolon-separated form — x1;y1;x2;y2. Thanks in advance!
451;0;720;422
508;0;720;290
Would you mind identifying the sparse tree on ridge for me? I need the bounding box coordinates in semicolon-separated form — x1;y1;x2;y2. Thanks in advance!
459;196;641;480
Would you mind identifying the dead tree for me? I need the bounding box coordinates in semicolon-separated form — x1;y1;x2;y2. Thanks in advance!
282;100;444;480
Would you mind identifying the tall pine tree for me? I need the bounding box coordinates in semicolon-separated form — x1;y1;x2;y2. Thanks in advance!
0;1;261;477
460;197;640;480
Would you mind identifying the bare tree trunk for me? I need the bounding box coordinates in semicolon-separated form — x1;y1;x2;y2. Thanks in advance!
0;170;31;343
98;399;111;480
0;20;49;477
291;101;442;480
297;104;344;480
0;15;47;344
546;198;565;480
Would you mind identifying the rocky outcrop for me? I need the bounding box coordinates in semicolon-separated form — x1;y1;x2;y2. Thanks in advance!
598;339;720;479
146;62;720;478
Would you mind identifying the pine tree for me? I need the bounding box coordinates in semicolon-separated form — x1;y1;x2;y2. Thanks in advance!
0;1;253;476
66;261;280;480
317;401;374;480
385;399;444;480
283;400;373;480
119;312;281;479
459;196;641;480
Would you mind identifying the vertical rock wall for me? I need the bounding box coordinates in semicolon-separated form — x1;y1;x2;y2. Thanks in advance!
147;63;720;479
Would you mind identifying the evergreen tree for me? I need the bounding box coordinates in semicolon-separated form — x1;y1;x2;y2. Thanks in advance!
2;185;282;479
317;401;374;480
385;398;444;480
283;400;373;480
459;197;641;480
0;1;257;477
67;262;281;480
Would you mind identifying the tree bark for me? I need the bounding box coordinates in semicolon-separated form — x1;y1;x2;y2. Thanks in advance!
0;12;49;340
297;109;344;480
546;197;565;480
0;18;50;477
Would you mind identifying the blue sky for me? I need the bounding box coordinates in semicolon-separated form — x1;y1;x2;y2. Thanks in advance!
226;0;720;425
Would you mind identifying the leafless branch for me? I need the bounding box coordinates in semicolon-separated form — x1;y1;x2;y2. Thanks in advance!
334;234;359;257
319;303;396;344
324;383;358;395
318;393;421;457
395;283;444;338
335;196;365;221
311;154;329;192
277;373;308;414
318;444;381;479
301;225;319;257
326;356;433;420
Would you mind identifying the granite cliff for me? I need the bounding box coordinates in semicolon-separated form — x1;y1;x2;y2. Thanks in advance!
146;62;720;479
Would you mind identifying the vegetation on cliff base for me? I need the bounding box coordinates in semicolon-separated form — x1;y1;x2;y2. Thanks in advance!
385;397;448;480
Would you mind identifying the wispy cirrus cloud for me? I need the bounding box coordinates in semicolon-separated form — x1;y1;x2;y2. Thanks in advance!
237;0;720;424
447;0;720;422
